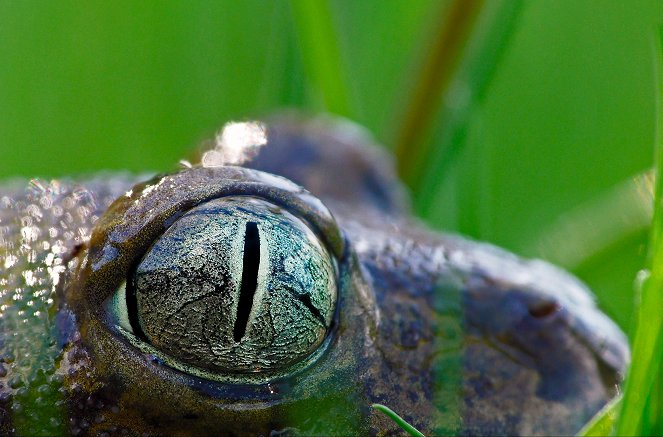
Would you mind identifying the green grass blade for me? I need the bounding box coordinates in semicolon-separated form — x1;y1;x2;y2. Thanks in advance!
616;27;663;436
392;0;485;186
372;404;425;437
289;0;351;117
412;0;524;218
617;227;663;435
393;0;523;196
645;377;663;434
577;395;621;436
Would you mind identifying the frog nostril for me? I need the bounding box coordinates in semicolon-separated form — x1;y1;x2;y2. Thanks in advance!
234;221;261;342
528;301;560;318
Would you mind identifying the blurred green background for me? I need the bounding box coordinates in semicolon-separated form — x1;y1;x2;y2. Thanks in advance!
1;0;661;335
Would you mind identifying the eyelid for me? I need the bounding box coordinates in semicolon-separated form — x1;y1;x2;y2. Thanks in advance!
101;197;339;383
83;166;345;309
104;166;343;257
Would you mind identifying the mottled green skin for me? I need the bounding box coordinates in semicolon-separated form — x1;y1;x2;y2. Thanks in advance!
0;115;628;436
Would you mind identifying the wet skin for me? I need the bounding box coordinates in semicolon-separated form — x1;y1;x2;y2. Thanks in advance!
0;115;628;435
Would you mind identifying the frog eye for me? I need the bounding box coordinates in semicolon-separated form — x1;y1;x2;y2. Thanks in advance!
108;196;337;377
81;166;345;384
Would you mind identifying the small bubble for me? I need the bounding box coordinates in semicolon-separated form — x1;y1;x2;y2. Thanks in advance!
20;216;33;227
26;204;42;219
39;196;53;209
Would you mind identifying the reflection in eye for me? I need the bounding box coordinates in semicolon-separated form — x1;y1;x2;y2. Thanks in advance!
108;196;337;378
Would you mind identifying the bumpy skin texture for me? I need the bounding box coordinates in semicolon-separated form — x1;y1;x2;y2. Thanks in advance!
0;114;628;436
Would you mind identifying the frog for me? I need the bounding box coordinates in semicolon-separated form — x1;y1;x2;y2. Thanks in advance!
0;113;629;436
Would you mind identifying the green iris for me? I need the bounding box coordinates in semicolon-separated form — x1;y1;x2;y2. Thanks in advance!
109;196;337;381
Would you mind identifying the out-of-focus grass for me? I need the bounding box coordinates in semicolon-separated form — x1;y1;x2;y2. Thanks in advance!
0;1;306;176
2;0;663;434
289;0;351;118
417;3;660;337
396;0;523;200
392;0;486;184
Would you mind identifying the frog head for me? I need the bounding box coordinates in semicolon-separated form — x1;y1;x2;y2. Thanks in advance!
0;115;628;435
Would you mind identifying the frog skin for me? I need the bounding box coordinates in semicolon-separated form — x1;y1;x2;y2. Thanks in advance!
0;114;628;436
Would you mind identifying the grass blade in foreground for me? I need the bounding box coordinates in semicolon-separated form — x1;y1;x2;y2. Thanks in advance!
577;395;621;436
615;27;663;436
372;404;425;437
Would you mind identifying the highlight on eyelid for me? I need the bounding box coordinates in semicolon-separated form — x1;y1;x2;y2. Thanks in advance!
202;121;268;167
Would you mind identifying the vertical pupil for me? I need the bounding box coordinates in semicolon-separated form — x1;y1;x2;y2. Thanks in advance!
234;221;260;342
